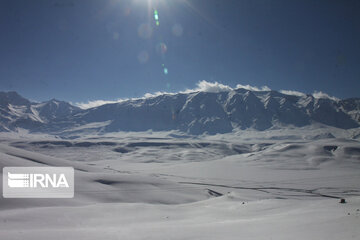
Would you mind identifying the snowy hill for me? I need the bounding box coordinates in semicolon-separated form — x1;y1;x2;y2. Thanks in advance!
0;92;80;131
339;98;360;122
0;90;359;134
32;99;81;122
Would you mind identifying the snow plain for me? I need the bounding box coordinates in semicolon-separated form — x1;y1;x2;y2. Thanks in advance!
0;126;359;239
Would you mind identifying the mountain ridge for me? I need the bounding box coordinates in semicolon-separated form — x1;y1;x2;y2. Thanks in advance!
0;90;359;135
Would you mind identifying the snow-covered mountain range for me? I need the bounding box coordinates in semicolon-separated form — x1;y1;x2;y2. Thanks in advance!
0;90;359;134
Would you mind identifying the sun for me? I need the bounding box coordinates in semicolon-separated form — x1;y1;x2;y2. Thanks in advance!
133;0;215;28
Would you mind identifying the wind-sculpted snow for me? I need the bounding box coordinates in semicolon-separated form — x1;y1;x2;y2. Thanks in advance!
0;90;359;134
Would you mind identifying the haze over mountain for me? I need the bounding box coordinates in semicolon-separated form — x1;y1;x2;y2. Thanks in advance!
0;88;359;135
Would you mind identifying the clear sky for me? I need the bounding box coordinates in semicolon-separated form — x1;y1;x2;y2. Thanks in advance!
0;0;359;103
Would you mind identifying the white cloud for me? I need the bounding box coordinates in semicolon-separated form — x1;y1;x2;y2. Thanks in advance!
279;89;339;102
187;80;233;93
76;99;127;109
76;92;175;109
279;90;306;97
143;91;173;98
182;80;270;93
312;91;339;101
235;84;271;92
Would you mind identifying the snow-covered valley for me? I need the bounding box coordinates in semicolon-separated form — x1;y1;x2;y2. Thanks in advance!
0;127;359;239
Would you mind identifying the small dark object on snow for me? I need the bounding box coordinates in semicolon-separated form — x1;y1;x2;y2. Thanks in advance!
242;202;245;204
340;198;346;204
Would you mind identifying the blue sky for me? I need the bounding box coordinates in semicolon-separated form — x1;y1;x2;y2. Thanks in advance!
0;0;359;103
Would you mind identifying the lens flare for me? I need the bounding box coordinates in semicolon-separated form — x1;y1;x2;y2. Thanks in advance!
156;42;168;55
138;23;153;39
163;67;168;75
113;32;119;40
172;24;183;37
153;9;160;26
137;50;149;64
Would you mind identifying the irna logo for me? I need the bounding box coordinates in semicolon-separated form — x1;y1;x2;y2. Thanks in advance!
8;172;69;188
3;167;74;198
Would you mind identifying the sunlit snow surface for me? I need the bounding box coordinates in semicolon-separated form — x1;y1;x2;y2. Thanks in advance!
0;127;359;239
